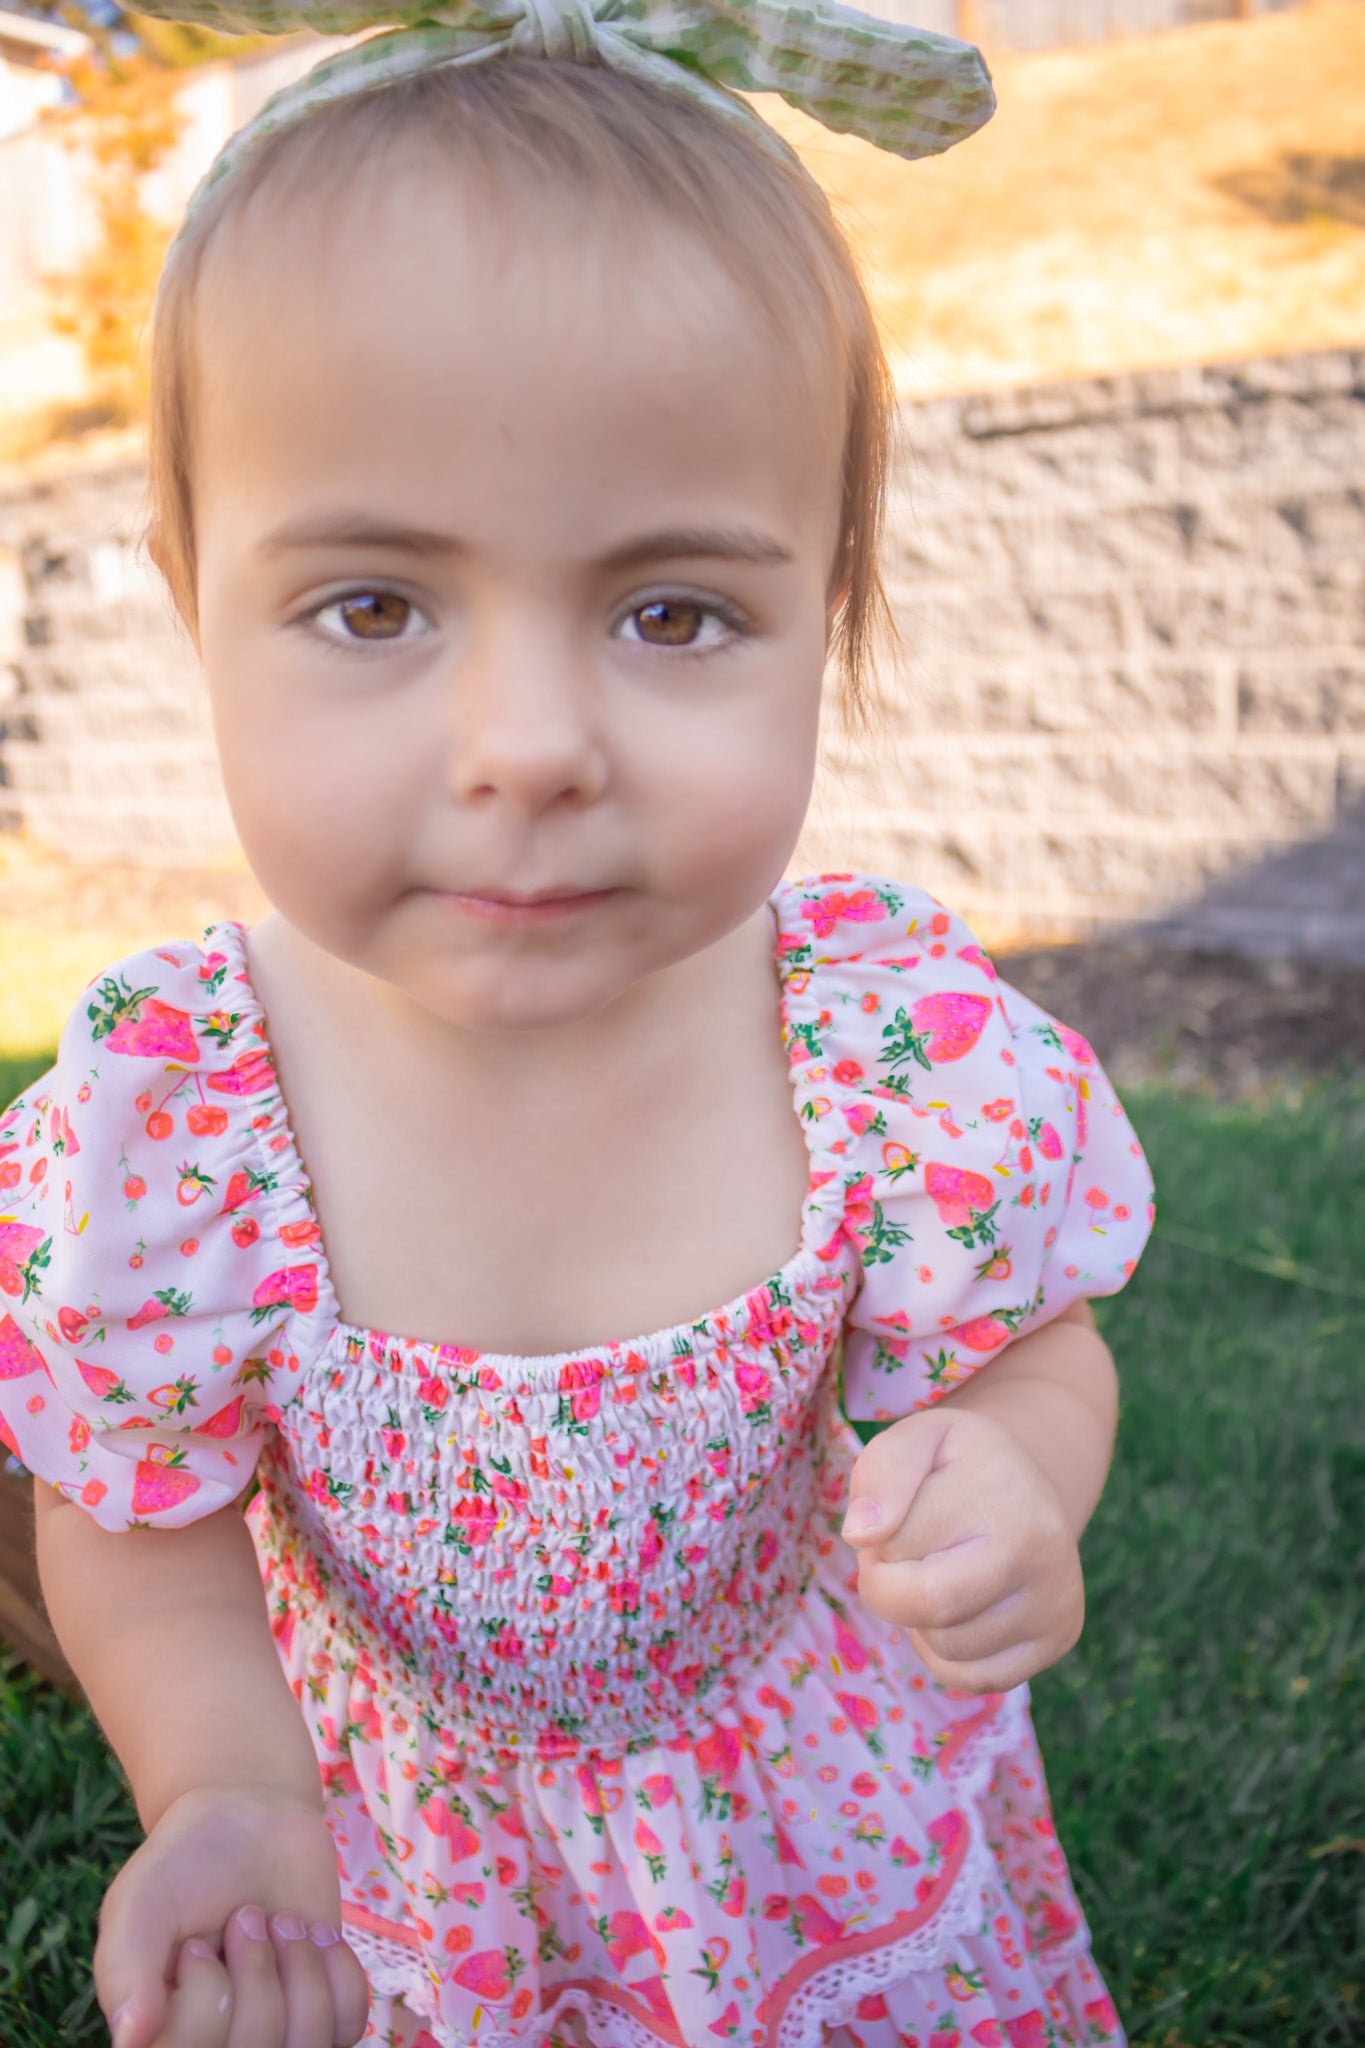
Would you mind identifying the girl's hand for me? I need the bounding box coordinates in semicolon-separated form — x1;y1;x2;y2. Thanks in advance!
94;1784;370;2048
840;1407;1085;1695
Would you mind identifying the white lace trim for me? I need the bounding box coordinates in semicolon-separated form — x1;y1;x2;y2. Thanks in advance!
343;1686;1067;2048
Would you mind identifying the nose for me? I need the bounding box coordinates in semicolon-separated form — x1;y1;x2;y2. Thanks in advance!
446;611;610;817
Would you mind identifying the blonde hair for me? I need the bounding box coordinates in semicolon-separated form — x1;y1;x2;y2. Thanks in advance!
147;57;896;702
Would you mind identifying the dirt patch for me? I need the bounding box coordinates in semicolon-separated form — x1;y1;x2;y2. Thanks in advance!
997;940;1365;1095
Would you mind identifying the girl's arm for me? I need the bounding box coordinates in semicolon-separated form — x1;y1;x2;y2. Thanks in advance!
930;1298;1118;1540
33;1483;321;1829
34;1485;373;2048
842;1300;1122;1694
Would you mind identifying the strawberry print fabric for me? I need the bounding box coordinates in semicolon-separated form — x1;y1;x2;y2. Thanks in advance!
0;876;1151;2048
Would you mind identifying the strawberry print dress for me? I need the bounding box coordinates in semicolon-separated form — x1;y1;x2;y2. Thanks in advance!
0;875;1153;2048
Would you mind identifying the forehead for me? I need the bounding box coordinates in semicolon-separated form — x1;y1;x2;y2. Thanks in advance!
189;158;846;562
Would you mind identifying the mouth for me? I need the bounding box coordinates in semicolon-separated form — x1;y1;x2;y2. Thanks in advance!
435;884;620;924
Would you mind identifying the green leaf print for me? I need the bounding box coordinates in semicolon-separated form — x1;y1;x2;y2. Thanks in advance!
860;1201;913;1266
878;1005;934;1074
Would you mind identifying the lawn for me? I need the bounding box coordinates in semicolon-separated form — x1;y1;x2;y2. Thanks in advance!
0;1057;1361;2046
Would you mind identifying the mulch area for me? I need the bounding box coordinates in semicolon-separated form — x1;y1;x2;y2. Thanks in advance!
995;940;1365;1097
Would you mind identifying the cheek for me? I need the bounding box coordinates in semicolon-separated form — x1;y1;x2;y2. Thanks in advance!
205;670;404;924
644;670;822;886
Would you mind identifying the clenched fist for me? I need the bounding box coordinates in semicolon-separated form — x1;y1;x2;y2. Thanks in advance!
840;1406;1086;1695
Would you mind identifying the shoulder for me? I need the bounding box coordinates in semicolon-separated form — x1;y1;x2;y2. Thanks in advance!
773;873;1153;1422
0;927;329;1529
772;872;1001;1068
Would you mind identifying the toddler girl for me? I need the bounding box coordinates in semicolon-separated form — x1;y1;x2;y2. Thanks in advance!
1;6;1153;2045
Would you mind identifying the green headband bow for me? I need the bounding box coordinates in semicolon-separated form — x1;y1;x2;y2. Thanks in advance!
141;0;994;242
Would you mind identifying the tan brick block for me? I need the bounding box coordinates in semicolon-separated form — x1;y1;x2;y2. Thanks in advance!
1237;660;1365;734
884;660;1221;736
965;418;1182;507
868;740;1339;832
1268;488;1365;563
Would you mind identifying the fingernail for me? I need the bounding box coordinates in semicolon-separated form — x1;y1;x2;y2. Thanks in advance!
184;1938;216;1961
235;1904;269;1940
272;1913;306;1941
110;2003;136;2048
308;1921;342;1947
843;1498;883;1538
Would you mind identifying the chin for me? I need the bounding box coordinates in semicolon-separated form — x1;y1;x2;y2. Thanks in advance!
410;960;626;1036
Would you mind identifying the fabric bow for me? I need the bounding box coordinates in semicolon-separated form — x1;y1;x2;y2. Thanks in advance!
139;0;994;239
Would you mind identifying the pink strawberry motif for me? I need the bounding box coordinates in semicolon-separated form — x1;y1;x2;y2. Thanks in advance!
694;1726;744;1789
927;1808;968;1859
250;1266;319;1317
970;2024;1006;2047
0;1222;48;1301
801;886;888;939
0;1314;48;1379
954;1314;1017;1353
931;2030;963;2048
558;1356;605;1424
131;1446;202;1516
77;1358;123;1399
924;1164;995;1228
1083;1997;1119;2034
1036;1120;1065;1161
602;1910;656;1970
641;1773;675;1808
955;944;996;980
708;2004;742;2040
719;1872;747;1918
419;1798;481;1860
206;1048;275;1096
48;1104;80;1157
837;1691;879;1738
833;1619;869;1673
126;1289;191;1331
451;1494;498;1547
773;1824;806;1868
196;1395;246;1439
87;976;200;1064
452;1951;512;2000
791;1894;846;1946
1003;2015;1050;2048
57;1306;90;1344
910;991;992;1062
1058;1025;1095;1067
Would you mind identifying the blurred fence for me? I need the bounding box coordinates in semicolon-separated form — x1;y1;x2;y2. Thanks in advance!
2;344;1363;957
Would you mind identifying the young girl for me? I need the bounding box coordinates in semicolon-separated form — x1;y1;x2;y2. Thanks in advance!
1;7;1153;2046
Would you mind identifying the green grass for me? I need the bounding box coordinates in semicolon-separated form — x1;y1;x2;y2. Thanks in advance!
1;1067;1361;2045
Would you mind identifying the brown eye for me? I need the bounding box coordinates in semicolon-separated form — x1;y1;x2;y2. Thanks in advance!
633;599;704;646
335;592;413;640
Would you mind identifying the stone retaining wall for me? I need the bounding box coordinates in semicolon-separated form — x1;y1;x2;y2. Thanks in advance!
2;345;1363;951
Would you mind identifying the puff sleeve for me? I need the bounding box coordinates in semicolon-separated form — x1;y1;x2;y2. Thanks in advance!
774;875;1154;1422
0;926;333;1530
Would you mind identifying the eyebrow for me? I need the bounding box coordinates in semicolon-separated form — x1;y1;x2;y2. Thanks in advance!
255;514;794;571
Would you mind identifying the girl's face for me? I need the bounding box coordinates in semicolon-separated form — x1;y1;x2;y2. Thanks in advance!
189;159;846;1033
